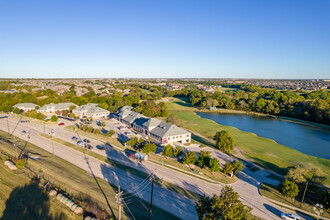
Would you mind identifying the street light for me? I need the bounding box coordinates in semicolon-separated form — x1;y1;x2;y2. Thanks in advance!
50;129;55;160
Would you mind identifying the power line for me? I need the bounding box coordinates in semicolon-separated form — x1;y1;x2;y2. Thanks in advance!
122;199;136;220
121;181;151;200
121;173;153;196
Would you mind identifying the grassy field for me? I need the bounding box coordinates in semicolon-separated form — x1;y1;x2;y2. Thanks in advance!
260;183;329;218
166;98;330;185
0;160;80;220
0;130;178;220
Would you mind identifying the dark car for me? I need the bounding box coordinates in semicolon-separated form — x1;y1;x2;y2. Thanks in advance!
83;139;90;143
96;145;104;150
21;130;26;134
86;144;93;150
72;136;78;141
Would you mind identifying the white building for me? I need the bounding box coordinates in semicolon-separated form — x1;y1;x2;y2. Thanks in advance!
115;106;191;145
37;103;78;114
13;103;39;112
72;103;110;119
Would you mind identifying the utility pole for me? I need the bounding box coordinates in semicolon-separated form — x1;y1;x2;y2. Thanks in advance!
51;129;55;160
43;120;45;134
150;173;154;213
6;117;10;134
116;185;122;220
300;181;308;208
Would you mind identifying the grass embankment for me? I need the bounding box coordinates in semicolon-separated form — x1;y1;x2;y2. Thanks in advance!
149;154;237;184
0;159;80;219
0;130;178;220
260;183;329;218
40;133;202;201
166;98;330;185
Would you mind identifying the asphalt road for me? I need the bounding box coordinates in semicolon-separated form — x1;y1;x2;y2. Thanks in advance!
0;115;313;220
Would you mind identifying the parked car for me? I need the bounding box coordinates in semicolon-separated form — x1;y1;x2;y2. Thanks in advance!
58;122;65;126
86;144;93;150
72;136;78;141
96;145;104;150
280;213;300;220
77;141;86;147
21;130;26;134
83;139;90;143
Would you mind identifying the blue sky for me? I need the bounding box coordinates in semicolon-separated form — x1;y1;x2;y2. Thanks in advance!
0;0;329;79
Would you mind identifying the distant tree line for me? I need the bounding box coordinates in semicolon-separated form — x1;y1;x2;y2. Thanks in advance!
166;85;330;125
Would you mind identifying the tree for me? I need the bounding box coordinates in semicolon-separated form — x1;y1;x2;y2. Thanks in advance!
50;115;58;122
62;110;69;116
198;150;211;167
286;166;307;184
69;105;77;112
93;128;101;135
69;113;75;118
55;110;62;115
127;137;137;147
322;190;330;211
182;152;197;165
195;186;252;220
213;130;234;153
223;161;234;175
137;137;145;149
233;160;244;174
166;114;182;127
208;158;220;173
279;179;299;199
100;121;106;127
173;147;183;158
162;144;174;157
13;107;20;114
142;143;157;154
107;129;115;137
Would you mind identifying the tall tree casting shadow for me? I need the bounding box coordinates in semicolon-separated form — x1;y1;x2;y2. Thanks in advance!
0;179;66;220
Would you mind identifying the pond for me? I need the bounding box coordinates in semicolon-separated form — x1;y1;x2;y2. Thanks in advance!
196;112;330;159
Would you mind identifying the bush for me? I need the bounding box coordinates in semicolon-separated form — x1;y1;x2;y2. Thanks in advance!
208;158;220;173
223;161;234;175
13;107;21;114
142;143;157;154
182;152;197;165
15;159;27;168
279;179;299;199
173;147;183;157
50;115;58;122
162;145;174;157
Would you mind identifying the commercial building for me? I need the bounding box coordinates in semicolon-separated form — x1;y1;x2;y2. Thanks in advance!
72;103;110;119
37;102;78;114
12;103;39;112
115;106;191;145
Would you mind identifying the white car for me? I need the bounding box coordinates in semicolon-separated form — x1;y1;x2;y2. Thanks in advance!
280;213;300;220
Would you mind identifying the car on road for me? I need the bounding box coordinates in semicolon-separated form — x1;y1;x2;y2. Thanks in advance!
124;132;132;135
58;122;65;126
86;144;93;150
21;130;26;134
72;136;78;141
280;213;300;220
96;145;104;150
83;139;90;143
0;116;8;118
77;141;86;147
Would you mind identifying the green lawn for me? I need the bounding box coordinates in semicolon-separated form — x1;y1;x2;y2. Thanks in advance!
166;99;330;185
260;183;329;218
216;87;238;93
0;160;80;220
0;130;178;220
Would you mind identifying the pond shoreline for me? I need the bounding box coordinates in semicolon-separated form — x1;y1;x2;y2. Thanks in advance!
197;108;330;130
